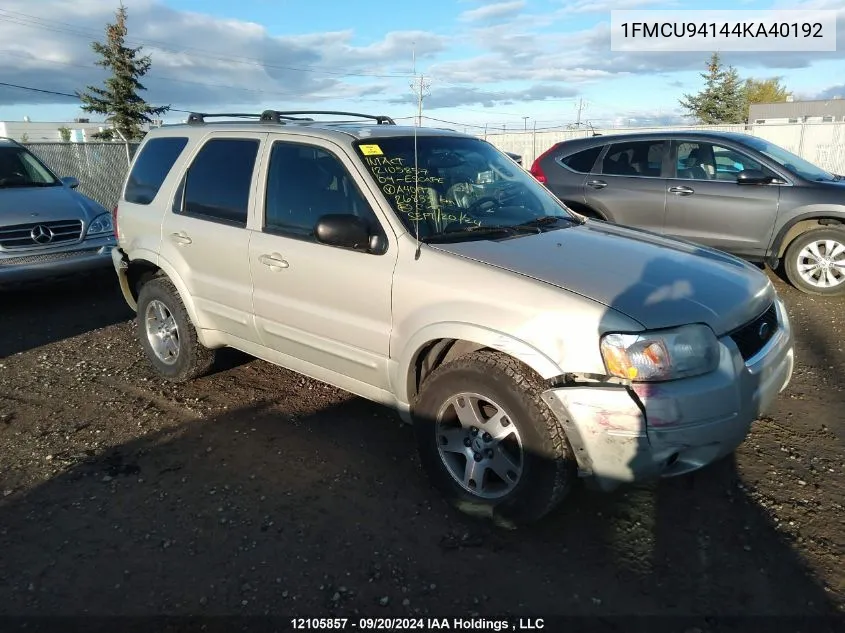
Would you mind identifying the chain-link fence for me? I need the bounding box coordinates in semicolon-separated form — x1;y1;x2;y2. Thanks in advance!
22;142;140;210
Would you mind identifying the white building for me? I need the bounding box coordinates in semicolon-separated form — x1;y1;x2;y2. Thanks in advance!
748;97;845;125
0;118;112;142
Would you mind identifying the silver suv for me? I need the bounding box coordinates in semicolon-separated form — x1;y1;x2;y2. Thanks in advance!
530;131;845;296
0;138;116;286
111;110;795;525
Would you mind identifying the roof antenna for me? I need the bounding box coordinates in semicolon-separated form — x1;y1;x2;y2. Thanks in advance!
412;42;422;261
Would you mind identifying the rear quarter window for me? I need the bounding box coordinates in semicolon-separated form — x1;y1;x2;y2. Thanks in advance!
124;137;189;205
559;146;603;173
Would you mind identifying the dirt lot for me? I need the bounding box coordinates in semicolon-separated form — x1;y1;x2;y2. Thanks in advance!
0;268;843;624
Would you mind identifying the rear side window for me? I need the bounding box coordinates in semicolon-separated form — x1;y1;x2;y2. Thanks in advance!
560;146;602;173
601;140;666;178
124;137;188;205
178;138;260;227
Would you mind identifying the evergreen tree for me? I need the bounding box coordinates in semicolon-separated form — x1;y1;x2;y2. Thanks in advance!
679;53;747;124
77;3;168;141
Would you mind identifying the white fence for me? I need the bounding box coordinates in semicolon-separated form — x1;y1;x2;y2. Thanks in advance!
480;121;845;174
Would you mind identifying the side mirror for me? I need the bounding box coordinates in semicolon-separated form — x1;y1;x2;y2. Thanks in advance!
60;176;80;189
315;214;372;251
736;169;782;185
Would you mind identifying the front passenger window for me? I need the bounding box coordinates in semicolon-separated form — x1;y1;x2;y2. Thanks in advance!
677;142;774;181
264;142;380;240
676;142;713;180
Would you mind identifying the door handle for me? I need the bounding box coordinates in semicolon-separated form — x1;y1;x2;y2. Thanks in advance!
259;253;289;270
587;180;608;189
169;232;192;245
668;186;695;196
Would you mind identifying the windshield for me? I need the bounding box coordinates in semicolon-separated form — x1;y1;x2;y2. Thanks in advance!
353;135;578;242
0;146;60;188
743;137;838;182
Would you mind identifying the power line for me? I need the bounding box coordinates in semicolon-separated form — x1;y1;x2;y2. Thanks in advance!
0;81;193;114
420;115;489;130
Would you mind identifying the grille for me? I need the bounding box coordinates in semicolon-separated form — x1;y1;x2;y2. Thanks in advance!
0;247;101;266
0;219;83;250
729;302;779;361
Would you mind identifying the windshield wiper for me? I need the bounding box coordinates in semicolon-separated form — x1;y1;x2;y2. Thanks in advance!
422;225;536;243
516;215;583;228
0;181;54;188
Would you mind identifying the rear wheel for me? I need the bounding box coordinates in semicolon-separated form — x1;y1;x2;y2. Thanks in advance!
783;228;845;296
412;350;576;526
136;277;216;382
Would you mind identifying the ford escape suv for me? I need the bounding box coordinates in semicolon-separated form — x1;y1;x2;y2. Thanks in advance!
111;110;795;525
0;137;116;287
530;130;845;296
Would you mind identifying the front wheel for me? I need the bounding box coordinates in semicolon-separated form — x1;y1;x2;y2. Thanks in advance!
783;228;845;296
412;350;576;526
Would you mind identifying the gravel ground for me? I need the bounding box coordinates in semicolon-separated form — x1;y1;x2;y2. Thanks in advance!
0;268;843;621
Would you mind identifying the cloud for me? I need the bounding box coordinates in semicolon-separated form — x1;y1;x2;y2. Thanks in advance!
0;0;442;112
458;1;526;23
816;85;845;99
389;83;579;109
558;0;678;14
440;0;845;91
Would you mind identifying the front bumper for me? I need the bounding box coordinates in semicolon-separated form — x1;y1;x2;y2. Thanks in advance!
541;298;795;490
0;238;116;287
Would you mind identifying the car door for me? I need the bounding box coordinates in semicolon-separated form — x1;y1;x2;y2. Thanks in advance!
248;136;396;391
583;138;669;234
663;139;781;259
159;132;266;343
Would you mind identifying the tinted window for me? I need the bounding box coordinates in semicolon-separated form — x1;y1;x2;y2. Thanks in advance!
676;141;773;181
125;137;188;204
0;147;59;187
180;138;259;226
560;146;602;173
601;140;665;177
264;142;379;239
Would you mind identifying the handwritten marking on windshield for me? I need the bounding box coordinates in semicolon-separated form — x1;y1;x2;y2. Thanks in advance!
362;153;480;228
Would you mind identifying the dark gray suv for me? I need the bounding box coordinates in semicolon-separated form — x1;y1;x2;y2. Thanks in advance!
529;131;845;296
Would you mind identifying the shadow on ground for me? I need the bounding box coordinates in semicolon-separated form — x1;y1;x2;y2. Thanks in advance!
0;395;840;626
1;271;132;359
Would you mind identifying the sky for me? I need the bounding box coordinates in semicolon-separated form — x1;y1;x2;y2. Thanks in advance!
1;0;844;130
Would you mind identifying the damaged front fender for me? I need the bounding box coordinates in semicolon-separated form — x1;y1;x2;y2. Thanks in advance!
541;385;657;491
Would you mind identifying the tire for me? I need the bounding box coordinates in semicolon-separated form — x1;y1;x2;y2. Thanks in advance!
412;350;576;526
136;276;216;382
783;227;845;296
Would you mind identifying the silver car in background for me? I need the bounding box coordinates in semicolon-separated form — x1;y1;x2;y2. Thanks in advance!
0;137;116;287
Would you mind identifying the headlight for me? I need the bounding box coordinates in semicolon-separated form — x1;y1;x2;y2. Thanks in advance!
87;212;113;236
599;324;720;382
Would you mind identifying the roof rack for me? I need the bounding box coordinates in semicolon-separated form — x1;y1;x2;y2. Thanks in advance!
184;110;396;126
185;112;313;125
260;110;396;125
